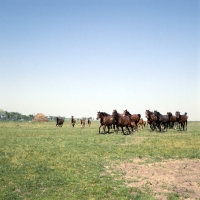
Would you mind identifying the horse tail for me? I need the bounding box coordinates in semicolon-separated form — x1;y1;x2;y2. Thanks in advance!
138;114;141;120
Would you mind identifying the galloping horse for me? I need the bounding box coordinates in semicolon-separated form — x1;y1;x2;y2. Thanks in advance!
56;117;64;127
153;111;169;132
96;111;115;134
112;110;136;134
71;116;76;127
80;119;85;128
167;112;177;129
175;111;188;131
88;119;91;127
138;118;145;129
123;109;141;130
145;110;158;130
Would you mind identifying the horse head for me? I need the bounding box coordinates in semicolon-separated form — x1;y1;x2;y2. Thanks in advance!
175;111;180;119
167;112;172;117
96;111;101;119
112;110;118;117
145;110;150;118
123;109;131;116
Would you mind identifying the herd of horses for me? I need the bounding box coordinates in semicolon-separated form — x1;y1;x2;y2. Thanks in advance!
96;109;188;134
56;116;91;128
56;109;188;135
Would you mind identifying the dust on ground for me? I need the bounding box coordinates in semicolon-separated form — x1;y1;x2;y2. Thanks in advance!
106;159;200;200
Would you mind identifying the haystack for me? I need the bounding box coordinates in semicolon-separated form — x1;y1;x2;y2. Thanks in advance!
34;113;48;122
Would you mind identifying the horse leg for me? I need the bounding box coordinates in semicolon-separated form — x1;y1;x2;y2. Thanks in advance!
121;127;125;135
158;122;162;132
164;122;168;132
107;125;110;134
103;125;107;134
126;126;131;134
182;122;185;131
150;123;154;131
115;125;119;134
130;125;134;134
99;125;102;134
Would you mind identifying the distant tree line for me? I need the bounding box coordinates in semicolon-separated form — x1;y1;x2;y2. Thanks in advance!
0;110;94;122
0;110;34;121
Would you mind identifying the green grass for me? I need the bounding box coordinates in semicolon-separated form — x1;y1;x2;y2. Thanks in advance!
0;121;200;199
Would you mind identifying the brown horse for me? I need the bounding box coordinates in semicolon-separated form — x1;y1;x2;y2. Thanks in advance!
88;119;91;127
56;117;64;127
145;110;158;130
70;116;76;127
123;109;141;130
167;112;177;129
80;119;85;128
175;111;188;131
96;112;115;134
138;118;146;129
112;110;136;134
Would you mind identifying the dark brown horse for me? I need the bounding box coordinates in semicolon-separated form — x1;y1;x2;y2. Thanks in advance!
80;119;85;128
123;109;141;130
56;117;64;127
167;112;177;129
112;110;136;134
71;116;76;127
145;110;158;130
175;111;188;131
88;119;91;127
153;111;170;132
96;112;115;134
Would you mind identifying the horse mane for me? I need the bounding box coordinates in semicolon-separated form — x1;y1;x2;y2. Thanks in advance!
154;110;160;115
125;109;131;115
102;112;110;116
98;112;110;116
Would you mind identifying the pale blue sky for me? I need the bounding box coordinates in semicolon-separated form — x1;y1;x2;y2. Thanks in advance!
0;0;199;120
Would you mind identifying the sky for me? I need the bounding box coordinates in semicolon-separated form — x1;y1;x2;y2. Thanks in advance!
0;0;199;120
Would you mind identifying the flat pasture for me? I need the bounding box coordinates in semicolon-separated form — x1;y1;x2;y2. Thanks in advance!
0;121;200;199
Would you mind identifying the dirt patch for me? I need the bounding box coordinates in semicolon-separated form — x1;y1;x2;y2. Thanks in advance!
109;159;200;199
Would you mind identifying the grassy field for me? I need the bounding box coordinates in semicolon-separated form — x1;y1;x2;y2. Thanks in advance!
0;121;200;199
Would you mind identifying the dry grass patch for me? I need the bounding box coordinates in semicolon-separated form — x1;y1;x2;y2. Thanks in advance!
108;159;200;199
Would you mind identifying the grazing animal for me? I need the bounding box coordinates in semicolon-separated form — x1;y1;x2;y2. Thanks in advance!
153;111;170;132
123;109;141;130
145;110;158;130
175;111;188;131
80;119;85;128
112;110;136;134
88;119;91;127
71;116;76;127
56;117;64;127
167;112;177;129
96;111;116;134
